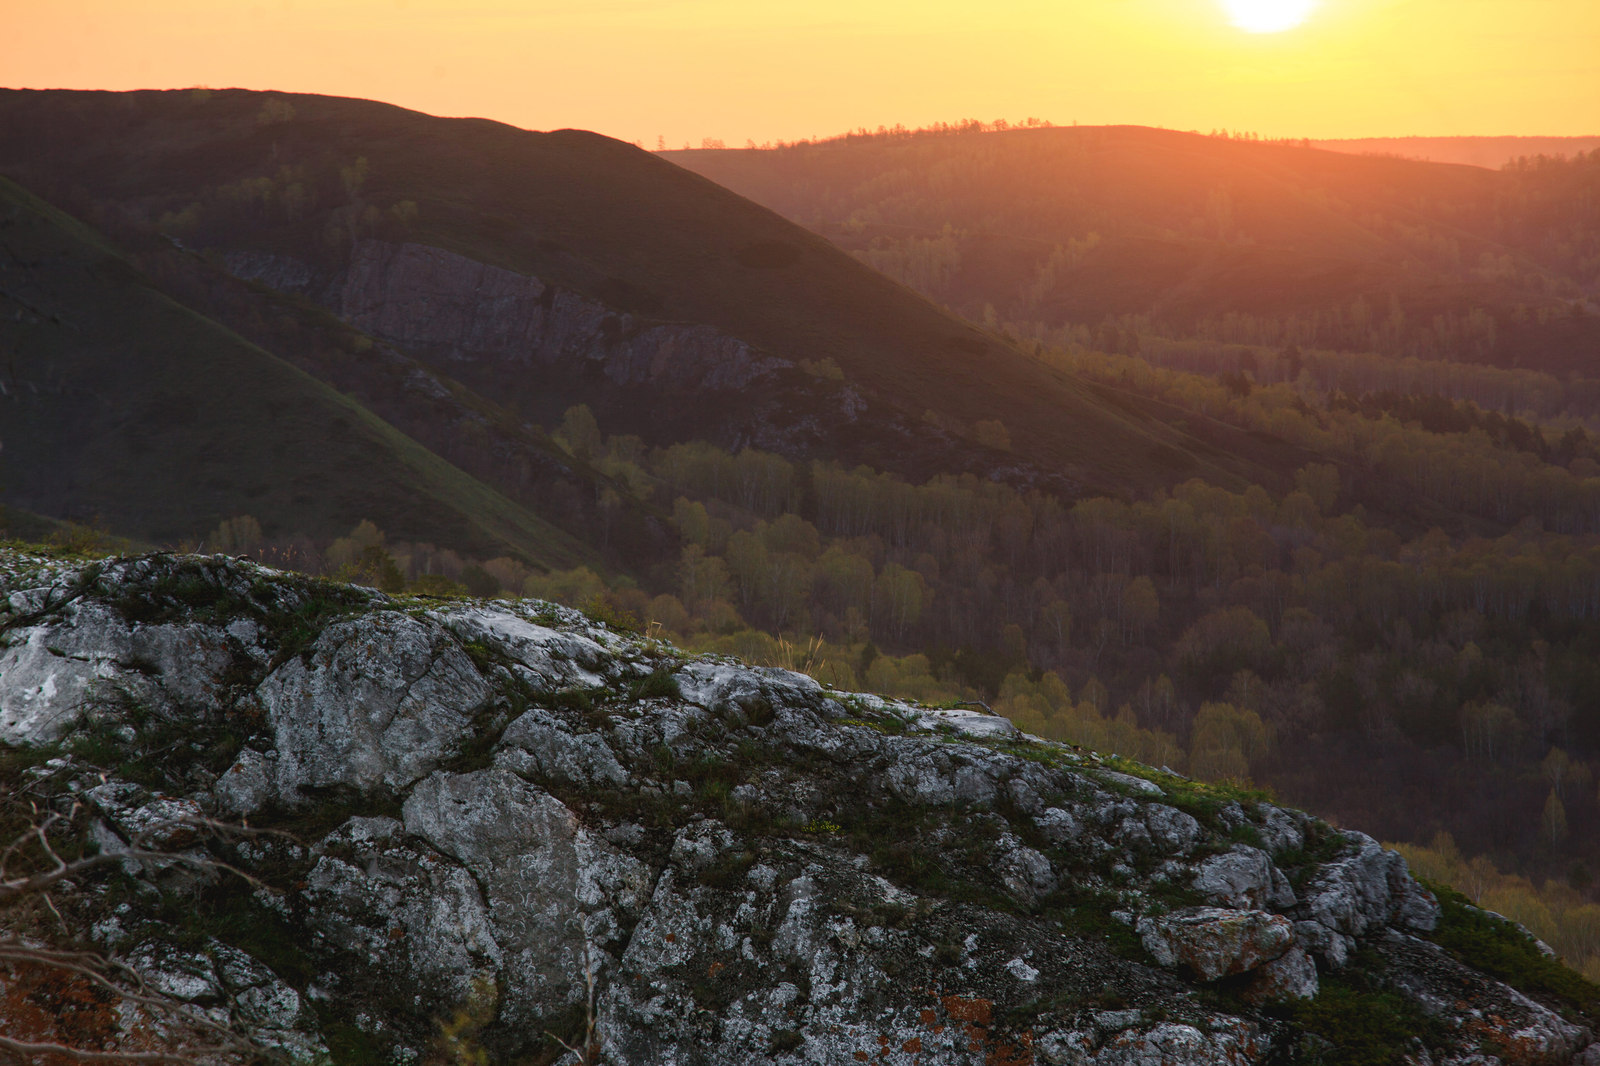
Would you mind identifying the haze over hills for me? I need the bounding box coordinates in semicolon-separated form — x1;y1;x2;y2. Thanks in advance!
666;124;1600;378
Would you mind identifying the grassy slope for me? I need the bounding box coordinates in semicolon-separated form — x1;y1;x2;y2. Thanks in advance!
0;89;1312;496
0;175;595;568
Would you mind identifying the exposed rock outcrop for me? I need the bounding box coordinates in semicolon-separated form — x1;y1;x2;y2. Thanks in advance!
232;238;1082;495
1;549;1595;1065
340;241;791;393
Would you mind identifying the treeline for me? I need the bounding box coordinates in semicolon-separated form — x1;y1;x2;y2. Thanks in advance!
715;117;1060;153
1125;335;1600;425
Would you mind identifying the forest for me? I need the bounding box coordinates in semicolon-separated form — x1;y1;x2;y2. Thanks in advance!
8;97;1600;990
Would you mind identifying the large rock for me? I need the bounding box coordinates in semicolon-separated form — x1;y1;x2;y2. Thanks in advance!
340;240;789;391
0;550;1587;1066
400;769;653;1025
258;612;491;802
1301;832;1440;940
1136;908;1295;981
1190;846;1294;910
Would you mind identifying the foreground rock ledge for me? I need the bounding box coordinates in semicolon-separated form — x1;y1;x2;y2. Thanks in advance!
1;551;1596;1065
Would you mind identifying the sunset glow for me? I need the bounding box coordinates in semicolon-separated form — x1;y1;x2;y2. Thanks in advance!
1220;0;1318;33
2;1;1596;146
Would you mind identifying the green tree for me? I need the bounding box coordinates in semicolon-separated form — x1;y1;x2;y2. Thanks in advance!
677;545;732;608
344;545;405;593
724;530;770;612
1190;701;1272;784
874;563;928;643
673;497;712;547
558;404;603;459
207;515;263;555
460;564;501;598
1543;789;1570;846
1295;463;1341;514
974;418;1012;451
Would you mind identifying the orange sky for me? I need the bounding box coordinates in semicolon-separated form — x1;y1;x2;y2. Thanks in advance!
5;1;1596;147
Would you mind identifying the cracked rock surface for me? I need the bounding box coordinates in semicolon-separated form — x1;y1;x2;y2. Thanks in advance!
1;550;1597;1065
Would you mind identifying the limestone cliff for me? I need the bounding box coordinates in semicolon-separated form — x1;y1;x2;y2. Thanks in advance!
1;549;1596;1065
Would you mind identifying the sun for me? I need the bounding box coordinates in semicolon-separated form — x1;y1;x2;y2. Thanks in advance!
1219;0;1318;33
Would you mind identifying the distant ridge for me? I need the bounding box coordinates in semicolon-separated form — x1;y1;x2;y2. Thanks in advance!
1310;135;1600;170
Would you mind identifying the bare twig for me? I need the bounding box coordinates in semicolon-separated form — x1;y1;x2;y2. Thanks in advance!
0;805;294;1065
0;1035;191;1063
544;943;603;1065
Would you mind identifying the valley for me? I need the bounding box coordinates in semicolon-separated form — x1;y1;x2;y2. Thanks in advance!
2;84;1600;1065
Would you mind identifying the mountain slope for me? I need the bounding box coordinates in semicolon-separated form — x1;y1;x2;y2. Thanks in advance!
0;89;1315;496
0;174;594;567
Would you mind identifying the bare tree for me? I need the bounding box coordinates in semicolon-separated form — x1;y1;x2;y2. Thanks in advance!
0;796;274;1064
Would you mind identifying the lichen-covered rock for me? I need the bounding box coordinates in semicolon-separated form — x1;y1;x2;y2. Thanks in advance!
1301;831;1441;940
399;767;654;1022
1;550;1592;1066
1240;945;1318;1004
1136;908;1294;981
1036;1018;1266;1066
259;612;492;801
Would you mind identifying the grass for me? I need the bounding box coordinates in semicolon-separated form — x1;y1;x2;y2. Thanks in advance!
63;683;252;789
1423;880;1600;1019
630;667;681;702
1278;978;1445;1066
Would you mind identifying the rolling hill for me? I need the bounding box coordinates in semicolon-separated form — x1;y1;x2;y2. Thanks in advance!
664;124;1600;376
1312;135;1600;169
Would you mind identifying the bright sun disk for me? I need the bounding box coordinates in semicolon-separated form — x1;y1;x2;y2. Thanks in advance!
1219;0;1318;33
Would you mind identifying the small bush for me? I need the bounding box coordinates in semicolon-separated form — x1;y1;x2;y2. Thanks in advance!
632;668;681;702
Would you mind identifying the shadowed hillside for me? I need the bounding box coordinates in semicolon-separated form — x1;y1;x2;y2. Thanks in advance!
0;89;1311;499
0;175;595;567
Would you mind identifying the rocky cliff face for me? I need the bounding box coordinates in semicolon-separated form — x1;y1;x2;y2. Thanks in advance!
2;549;1596;1065
339;241;791;394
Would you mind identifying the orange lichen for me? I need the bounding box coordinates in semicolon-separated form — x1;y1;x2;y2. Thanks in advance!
0;961;155;1066
940;994;993;1025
